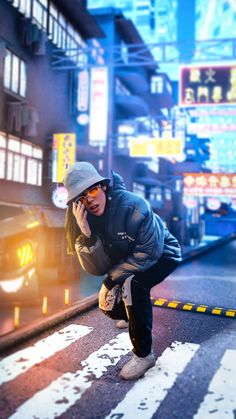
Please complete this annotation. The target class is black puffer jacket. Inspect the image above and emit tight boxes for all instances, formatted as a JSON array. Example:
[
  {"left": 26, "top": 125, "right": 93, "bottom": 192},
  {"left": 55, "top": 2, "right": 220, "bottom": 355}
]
[{"left": 75, "top": 171, "right": 181, "bottom": 289}]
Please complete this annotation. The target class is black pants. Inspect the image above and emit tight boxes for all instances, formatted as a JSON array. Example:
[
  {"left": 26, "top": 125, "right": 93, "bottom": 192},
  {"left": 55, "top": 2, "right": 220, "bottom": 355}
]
[{"left": 112, "top": 257, "right": 179, "bottom": 357}]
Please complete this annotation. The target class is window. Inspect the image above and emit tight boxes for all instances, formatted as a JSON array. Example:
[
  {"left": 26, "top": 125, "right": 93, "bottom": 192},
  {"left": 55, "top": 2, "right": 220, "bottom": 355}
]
[
  {"left": 32, "top": 0, "right": 48, "bottom": 29},
  {"left": 8, "top": 0, "right": 87, "bottom": 67},
  {"left": 0, "top": 132, "right": 43, "bottom": 185},
  {"left": 4, "top": 50, "right": 27, "bottom": 98},
  {"left": 151, "top": 75, "right": 164, "bottom": 94},
  {"left": 0, "top": 133, "right": 7, "bottom": 179},
  {"left": 132, "top": 182, "right": 145, "bottom": 198}
]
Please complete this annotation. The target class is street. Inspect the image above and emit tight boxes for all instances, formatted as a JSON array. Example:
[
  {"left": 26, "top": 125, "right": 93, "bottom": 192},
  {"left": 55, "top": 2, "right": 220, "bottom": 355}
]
[{"left": 0, "top": 240, "right": 235, "bottom": 418}]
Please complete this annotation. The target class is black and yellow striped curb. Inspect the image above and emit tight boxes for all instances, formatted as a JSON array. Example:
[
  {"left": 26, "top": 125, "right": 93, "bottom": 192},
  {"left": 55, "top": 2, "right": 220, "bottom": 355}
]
[{"left": 152, "top": 297, "right": 236, "bottom": 319}]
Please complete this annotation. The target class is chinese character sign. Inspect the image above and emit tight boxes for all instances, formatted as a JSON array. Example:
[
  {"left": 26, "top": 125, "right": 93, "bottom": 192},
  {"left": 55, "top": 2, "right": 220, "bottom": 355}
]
[
  {"left": 52, "top": 133, "right": 76, "bottom": 183},
  {"left": 179, "top": 65, "right": 236, "bottom": 106},
  {"left": 183, "top": 173, "right": 236, "bottom": 197}
]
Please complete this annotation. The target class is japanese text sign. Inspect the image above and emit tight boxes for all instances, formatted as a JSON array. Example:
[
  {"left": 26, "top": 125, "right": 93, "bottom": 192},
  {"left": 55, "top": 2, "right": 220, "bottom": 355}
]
[
  {"left": 52, "top": 133, "right": 76, "bottom": 183},
  {"left": 183, "top": 173, "right": 236, "bottom": 197},
  {"left": 179, "top": 65, "right": 236, "bottom": 106}
]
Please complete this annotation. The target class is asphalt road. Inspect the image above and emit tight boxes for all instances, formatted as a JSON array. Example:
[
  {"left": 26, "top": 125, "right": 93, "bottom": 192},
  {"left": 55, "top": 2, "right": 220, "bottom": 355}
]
[{"left": 0, "top": 240, "right": 235, "bottom": 418}]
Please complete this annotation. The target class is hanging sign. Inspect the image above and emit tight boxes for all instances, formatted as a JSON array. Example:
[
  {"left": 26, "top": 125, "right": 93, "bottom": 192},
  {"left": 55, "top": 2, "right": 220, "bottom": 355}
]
[
  {"left": 179, "top": 65, "right": 236, "bottom": 106},
  {"left": 183, "top": 173, "right": 236, "bottom": 197},
  {"left": 129, "top": 137, "right": 183, "bottom": 157},
  {"left": 52, "top": 133, "right": 76, "bottom": 183},
  {"left": 89, "top": 67, "right": 108, "bottom": 146},
  {"left": 52, "top": 186, "right": 68, "bottom": 209}
]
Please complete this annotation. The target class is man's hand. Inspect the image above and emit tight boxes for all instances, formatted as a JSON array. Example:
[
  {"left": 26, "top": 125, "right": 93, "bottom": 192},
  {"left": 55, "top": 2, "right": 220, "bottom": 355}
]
[
  {"left": 99, "top": 283, "right": 109, "bottom": 310},
  {"left": 73, "top": 202, "right": 91, "bottom": 238}
]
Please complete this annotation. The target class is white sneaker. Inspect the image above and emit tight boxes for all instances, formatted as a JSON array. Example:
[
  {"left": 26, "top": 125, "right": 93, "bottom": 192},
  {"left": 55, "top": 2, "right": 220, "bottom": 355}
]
[
  {"left": 120, "top": 352, "right": 155, "bottom": 380},
  {"left": 116, "top": 320, "right": 129, "bottom": 329}
]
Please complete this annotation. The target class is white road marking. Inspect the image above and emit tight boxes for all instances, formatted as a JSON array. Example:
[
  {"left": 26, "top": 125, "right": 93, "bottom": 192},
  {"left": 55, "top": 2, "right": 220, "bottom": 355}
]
[
  {"left": 194, "top": 349, "right": 236, "bottom": 418},
  {"left": 167, "top": 275, "right": 236, "bottom": 283},
  {"left": 106, "top": 341, "right": 199, "bottom": 419},
  {"left": 0, "top": 324, "right": 92, "bottom": 386},
  {"left": 10, "top": 332, "right": 132, "bottom": 419}
]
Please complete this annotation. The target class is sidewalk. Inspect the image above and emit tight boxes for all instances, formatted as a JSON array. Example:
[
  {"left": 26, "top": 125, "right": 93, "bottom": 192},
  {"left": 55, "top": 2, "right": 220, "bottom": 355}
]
[{"left": 0, "top": 234, "right": 235, "bottom": 353}]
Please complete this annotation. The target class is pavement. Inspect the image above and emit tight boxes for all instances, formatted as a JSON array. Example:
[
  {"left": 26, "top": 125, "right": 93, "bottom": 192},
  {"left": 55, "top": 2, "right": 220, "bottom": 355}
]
[{"left": 0, "top": 234, "right": 235, "bottom": 354}]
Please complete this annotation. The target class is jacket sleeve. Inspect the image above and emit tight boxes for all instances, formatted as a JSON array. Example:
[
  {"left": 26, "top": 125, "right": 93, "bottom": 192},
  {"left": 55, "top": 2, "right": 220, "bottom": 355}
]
[
  {"left": 103, "top": 205, "right": 165, "bottom": 289},
  {"left": 75, "top": 235, "right": 113, "bottom": 276}
]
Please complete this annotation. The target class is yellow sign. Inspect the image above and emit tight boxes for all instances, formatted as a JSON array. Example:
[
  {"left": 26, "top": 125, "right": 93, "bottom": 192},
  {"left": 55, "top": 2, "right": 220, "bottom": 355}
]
[
  {"left": 53, "top": 133, "right": 76, "bottom": 182},
  {"left": 130, "top": 138, "right": 183, "bottom": 157}
]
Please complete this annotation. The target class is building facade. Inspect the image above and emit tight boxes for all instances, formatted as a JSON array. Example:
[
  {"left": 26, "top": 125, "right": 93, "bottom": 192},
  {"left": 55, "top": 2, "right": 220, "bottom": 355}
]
[{"left": 0, "top": 0, "right": 104, "bottom": 288}]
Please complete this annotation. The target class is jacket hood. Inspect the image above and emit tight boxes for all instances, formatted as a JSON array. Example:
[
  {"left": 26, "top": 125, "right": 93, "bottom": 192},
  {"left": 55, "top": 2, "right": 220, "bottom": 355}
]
[{"left": 111, "top": 170, "right": 126, "bottom": 191}]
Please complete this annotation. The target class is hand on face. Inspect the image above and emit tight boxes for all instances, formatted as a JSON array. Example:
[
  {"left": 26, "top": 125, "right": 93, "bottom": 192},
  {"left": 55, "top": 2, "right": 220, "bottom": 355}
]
[{"left": 72, "top": 201, "right": 91, "bottom": 238}]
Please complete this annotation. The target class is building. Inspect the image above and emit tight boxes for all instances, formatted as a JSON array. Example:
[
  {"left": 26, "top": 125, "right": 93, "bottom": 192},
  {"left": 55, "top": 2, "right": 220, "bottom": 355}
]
[
  {"left": 87, "top": 7, "right": 185, "bottom": 240},
  {"left": 0, "top": 0, "right": 104, "bottom": 288}
]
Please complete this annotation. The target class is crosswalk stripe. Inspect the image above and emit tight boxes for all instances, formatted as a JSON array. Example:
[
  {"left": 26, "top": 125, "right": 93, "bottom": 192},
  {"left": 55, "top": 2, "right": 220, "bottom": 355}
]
[
  {"left": 10, "top": 332, "right": 132, "bottom": 419},
  {"left": 194, "top": 349, "right": 236, "bottom": 418},
  {"left": 0, "top": 324, "right": 92, "bottom": 386},
  {"left": 106, "top": 341, "right": 199, "bottom": 419}
]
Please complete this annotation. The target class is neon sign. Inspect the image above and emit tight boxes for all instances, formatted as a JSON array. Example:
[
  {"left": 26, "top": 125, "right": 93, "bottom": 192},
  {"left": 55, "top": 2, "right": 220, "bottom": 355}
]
[
  {"left": 179, "top": 65, "right": 236, "bottom": 106},
  {"left": 183, "top": 173, "right": 236, "bottom": 197}
]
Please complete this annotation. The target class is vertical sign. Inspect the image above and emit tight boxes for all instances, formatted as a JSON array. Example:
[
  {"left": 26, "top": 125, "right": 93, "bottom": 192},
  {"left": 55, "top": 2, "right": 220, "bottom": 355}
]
[
  {"left": 52, "top": 133, "right": 76, "bottom": 183},
  {"left": 77, "top": 70, "right": 89, "bottom": 112},
  {"left": 89, "top": 67, "right": 108, "bottom": 146}
]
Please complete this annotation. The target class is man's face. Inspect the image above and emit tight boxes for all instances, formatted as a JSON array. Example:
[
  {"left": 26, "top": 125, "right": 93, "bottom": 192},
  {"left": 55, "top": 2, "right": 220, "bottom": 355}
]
[{"left": 75, "top": 184, "right": 107, "bottom": 216}]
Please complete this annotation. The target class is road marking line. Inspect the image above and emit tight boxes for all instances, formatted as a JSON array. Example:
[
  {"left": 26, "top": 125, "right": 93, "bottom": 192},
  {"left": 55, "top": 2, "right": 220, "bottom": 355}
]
[
  {"left": 10, "top": 332, "right": 132, "bottom": 419},
  {"left": 106, "top": 341, "right": 199, "bottom": 419},
  {"left": 194, "top": 349, "right": 236, "bottom": 418},
  {"left": 0, "top": 324, "right": 92, "bottom": 386}
]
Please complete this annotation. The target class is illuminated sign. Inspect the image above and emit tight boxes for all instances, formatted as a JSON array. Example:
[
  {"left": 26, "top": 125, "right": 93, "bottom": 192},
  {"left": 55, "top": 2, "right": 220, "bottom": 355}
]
[
  {"left": 52, "top": 133, "right": 76, "bottom": 183},
  {"left": 183, "top": 196, "right": 198, "bottom": 209},
  {"left": 188, "top": 121, "right": 236, "bottom": 134},
  {"left": 179, "top": 65, "right": 236, "bottom": 107},
  {"left": 206, "top": 198, "right": 221, "bottom": 211},
  {"left": 77, "top": 70, "right": 89, "bottom": 112},
  {"left": 77, "top": 113, "right": 89, "bottom": 125},
  {"left": 187, "top": 107, "right": 236, "bottom": 117},
  {"left": 183, "top": 173, "right": 236, "bottom": 197},
  {"left": 89, "top": 67, "right": 108, "bottom": 146},
  {"left": 129, "top": 138, "right": 183, "bottom": 157},
  {"left": 52, "top": 186, "right": 68, "bottom": 209}
]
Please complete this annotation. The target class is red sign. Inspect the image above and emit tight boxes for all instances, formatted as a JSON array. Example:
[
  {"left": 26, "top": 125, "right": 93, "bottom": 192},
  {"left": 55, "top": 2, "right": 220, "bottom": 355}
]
[{"left": 183, "top": 173, "right": 236, "bottom": 197}]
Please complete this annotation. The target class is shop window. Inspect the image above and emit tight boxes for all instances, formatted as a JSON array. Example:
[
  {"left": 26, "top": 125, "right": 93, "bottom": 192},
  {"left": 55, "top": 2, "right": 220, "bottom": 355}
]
[{"left": 3, "top": 50, "right": 27, "bottom": 98}]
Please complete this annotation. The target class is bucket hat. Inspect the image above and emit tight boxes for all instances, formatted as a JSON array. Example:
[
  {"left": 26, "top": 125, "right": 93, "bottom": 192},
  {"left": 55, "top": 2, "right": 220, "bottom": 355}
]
[{"left": 63, "top": 162, "right": 110, "bottom": 204}]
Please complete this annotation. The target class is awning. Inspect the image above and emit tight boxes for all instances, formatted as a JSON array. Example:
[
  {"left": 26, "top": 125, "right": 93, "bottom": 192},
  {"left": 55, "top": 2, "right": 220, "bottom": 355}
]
[
  {"left": 116, "top": 95, "right": 149, "bottom": 118},
  {"left": 134, "top": 177, "right": 164, "bottom": 187},
  {"left": 116, "top": 71, "right": 149, "bottom": 94},
  {"left": 0, "top": 211, "right": 40, "bottom": 239},
  {"left": 0, "top": 205, "right": 66, "bottom": 239}
]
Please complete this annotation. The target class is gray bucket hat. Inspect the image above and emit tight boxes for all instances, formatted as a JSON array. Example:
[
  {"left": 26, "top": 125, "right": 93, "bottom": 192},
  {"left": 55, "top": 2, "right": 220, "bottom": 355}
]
[{"left": 63, "top": 161, "right": 110, "bottom": 204}]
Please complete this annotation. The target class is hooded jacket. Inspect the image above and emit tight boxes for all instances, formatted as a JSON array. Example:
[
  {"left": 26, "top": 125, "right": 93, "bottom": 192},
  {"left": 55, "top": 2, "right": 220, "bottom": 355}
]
[{"left": 75, "top": 171, "right": 181, "bottom": 289}]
